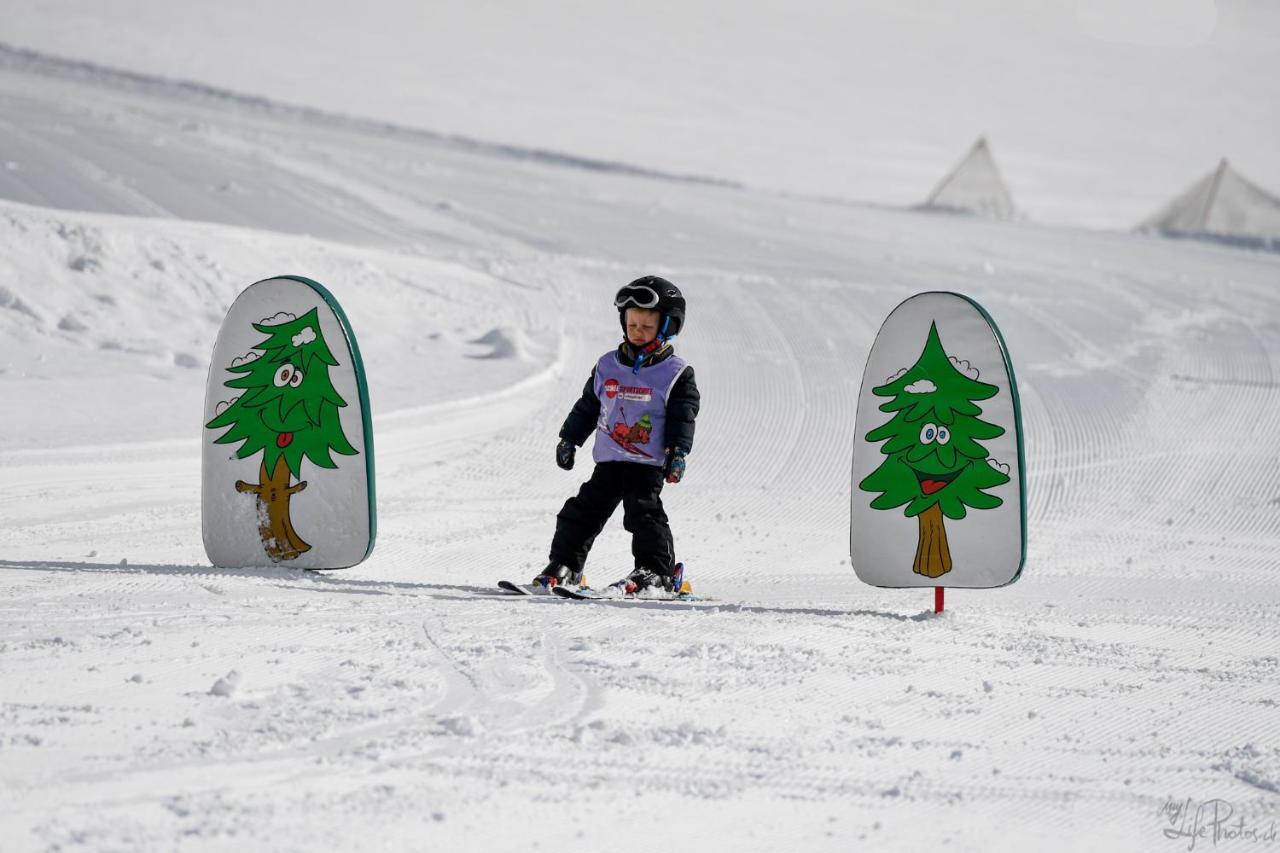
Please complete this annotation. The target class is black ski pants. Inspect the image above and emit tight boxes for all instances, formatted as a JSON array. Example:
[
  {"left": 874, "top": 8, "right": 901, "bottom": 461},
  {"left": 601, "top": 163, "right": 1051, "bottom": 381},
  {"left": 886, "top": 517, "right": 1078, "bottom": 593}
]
[{"left": 550, "top": 462, "right": 674, "bottom": 576}]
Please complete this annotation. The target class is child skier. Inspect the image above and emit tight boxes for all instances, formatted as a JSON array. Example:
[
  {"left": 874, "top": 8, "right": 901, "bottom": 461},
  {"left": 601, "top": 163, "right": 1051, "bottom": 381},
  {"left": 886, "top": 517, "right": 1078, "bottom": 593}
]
[{"left": 535, "top": 276, "right": 700, "bottom": 594}]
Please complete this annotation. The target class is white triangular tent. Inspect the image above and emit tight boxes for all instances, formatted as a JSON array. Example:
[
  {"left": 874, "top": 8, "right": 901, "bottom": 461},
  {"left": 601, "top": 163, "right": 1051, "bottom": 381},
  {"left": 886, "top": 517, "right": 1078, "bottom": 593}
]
[
  {"left": 922, "top": 137, "right": 1017, "bottom": 219},
  {"left": 1141, "top": 159, "right": 1280, "bottom": 249}
]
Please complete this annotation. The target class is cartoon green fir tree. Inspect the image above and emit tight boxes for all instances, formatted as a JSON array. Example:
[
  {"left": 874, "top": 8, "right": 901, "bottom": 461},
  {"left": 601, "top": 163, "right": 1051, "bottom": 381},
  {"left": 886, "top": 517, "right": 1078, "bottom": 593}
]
[
  {"left": 859, "top": 322, "right": 1009, "bottom": 578},
  {"left": 206, "top": 308, "right": 358, "bottom": 561}
]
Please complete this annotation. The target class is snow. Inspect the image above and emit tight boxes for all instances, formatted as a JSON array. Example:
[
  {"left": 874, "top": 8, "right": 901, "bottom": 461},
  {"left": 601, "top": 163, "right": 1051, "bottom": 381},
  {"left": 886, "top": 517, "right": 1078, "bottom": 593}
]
[{"left": 2, "top": 7, "right": 1280, "bottom": 853}]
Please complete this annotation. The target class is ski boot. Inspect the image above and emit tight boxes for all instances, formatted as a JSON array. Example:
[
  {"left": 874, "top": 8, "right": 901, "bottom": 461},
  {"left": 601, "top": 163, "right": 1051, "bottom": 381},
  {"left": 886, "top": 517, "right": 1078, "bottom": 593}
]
[
  {"left": 534, "top": 562, "right": 583, "bottom": 590},
  {"left": 620, "top": 567, "right": 673, "bottom": 595},
  {"left": 621, "top": 563, "right": 691, "bottom": 597}
]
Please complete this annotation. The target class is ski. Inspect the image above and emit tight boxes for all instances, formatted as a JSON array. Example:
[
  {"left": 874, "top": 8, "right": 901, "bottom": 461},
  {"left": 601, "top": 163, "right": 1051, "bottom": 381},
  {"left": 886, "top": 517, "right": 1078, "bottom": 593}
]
[
  {"left": 497, "top": 579, "right": 590, "bottom": 597},
  {"left": 551, "top": 563, "right": 699, "bottom": 601},
  {"left": 497, "top": 580, "right": 541, "bottom": 596},
  {"left": 551, "top": 585, "right": 702, "bottom": 602}
]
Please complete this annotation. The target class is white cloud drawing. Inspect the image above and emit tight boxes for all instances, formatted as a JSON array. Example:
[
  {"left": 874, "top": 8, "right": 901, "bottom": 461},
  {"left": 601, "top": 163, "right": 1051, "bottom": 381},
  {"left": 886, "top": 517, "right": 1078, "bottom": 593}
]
[
  {"left": 292, "top": 326, "right": 316, "bottom": 347},
  {"left": 214, "top": 396, "right": 240, "bottom": 416},
  {"left": 905, "top": 379, "right": 936, "bottom": 394},
  {"left": 950, "top": 356, "right": 979, "bottom": 379},
  {"left": 260, "top": 311, "right": 295, "bottom": 326},
  {"left": 231, "top": 351, "right": 260, "bottom": 367},
  {"left": 988, "top": 457, "right": 1011, "bottom": 475}
]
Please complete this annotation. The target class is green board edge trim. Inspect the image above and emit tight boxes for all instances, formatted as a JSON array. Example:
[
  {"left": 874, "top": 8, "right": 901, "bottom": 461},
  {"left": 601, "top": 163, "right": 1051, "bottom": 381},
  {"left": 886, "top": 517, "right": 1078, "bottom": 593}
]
[
  {"left": 273, "top": 275, "right": 378, "bottom": 563},
  {"left": 850, "top": 290, "right": 1027, "bottom": 588}
]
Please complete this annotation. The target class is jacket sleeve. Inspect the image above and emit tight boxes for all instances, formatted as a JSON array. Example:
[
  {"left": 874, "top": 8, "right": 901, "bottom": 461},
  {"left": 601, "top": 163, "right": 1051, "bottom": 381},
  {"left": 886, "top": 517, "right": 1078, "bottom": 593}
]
[
  {"left": 665, "top": 366, "right": 700, "bottom": 453},
  {"left": 559, "top": 369, "right": 600, "bottom": 447}
]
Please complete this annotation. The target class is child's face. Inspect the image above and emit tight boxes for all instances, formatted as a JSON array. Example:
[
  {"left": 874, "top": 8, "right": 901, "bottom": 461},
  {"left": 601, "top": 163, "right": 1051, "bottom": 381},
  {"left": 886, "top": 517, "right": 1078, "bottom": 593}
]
[{"left": 624, "top": 308, "right": 661, "bottom": 346}]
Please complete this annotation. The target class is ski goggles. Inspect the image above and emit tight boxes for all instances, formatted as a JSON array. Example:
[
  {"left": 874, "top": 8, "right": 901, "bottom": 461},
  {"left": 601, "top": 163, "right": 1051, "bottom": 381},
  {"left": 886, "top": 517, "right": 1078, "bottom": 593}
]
[{"left": 614, "top": 283, "right": 662, "bottom": 309}]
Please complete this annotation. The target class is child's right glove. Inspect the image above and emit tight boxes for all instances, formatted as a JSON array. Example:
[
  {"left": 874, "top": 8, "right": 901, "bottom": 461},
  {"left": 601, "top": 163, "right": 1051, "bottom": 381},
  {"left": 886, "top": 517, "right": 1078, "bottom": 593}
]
[
  {"left": 664, "top": 448, "right": 687, "bottom": 484},
  {"left": 555, "top": 439, "right": 576, "bottom": 470}
]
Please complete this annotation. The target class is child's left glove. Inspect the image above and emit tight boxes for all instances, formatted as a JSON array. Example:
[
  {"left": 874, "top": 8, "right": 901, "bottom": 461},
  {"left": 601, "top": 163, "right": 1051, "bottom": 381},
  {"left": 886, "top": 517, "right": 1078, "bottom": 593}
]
[{"left": 664, "top": 448, "right": 687, "bottom": 484}]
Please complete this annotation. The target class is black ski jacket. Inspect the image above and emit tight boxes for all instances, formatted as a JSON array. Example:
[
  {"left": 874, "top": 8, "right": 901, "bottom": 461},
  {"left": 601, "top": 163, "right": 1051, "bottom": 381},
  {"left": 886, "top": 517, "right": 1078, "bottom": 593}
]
[{"left": 559, "top": 343, "right": 700, "bottom": 454}]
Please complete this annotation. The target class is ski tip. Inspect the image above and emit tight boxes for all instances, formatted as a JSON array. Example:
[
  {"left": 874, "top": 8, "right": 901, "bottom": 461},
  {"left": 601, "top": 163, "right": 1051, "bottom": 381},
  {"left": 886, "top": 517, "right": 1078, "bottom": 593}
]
[{"left": 497, "top": 580, "right": 534, "bottom": 595}]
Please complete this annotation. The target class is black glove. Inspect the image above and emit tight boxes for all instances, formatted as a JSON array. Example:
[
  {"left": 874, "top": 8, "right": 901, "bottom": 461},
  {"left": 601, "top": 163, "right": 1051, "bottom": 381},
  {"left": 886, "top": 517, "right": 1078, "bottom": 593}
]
[
  {"left": 664, "top": 448, "right": 687, "bottom": 483},
  {"left": 556, "top": 440, "right": 576, "bottom": 471}
]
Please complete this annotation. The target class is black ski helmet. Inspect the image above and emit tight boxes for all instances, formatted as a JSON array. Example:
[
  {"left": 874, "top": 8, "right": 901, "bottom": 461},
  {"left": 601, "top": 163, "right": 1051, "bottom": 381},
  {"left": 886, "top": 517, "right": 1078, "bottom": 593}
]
[{"left": 614, "top": 276, "right": 685, "bottom": 338}]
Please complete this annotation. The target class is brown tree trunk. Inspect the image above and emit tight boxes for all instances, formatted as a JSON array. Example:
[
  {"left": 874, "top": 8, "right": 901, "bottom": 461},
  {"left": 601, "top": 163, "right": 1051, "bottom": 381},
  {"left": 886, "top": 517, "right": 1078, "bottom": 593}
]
[
  {"left": 235, "top": 457, "right": 310, "bottom": 562},
  {"left": 913, "top": 504, "right": 952, "bottom": 578}
]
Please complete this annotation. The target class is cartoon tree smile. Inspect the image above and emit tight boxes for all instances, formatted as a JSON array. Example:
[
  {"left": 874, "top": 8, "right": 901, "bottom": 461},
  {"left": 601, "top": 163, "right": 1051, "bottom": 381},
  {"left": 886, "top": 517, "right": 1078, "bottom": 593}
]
[
  {"left": 205, "top": 308, "right": 358, "bottom": 562},
  {"left": 859, "top": 322, "right": 1010, "bottom": 578}
]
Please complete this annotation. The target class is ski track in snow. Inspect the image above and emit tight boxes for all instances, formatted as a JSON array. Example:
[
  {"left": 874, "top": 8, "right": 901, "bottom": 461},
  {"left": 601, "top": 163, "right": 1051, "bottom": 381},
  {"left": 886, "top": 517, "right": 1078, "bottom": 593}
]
[{"left": 1, "top": 48, "right": 1280, "bottom": 852}]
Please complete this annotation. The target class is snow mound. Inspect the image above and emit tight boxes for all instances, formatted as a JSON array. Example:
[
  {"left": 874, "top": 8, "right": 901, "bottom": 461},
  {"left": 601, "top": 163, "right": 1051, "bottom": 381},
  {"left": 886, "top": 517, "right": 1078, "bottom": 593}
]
[
  {"left": 466, "top": 327, "right": 541, "bottom": 361},
  {"left": 209, "top": 670, "right": 241, "bottom": 697},
  {"left": 436, "top": 715, "right": 483, "bottom": 737}
]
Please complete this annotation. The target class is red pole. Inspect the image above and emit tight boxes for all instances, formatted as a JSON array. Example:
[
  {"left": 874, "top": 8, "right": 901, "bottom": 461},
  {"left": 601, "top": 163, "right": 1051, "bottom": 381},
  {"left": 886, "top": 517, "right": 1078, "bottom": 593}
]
[{"left": 935, "top": 586, "right": 944, "bottom": 613}]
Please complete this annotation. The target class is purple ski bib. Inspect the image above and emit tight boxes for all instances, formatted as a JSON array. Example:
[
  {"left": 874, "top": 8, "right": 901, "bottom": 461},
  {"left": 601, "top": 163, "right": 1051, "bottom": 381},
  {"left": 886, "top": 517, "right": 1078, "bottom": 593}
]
[{"left": 592, "top": 351, "right": 688, "bottom": 466}]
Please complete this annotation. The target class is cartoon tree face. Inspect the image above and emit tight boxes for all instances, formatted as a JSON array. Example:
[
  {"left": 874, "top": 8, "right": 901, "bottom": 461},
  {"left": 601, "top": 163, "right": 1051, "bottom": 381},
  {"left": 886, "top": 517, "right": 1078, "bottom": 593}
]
[
  {"left": 205, "top": 308, "right": 358, "bottom": 561},
  {"left": 206, "top": 308, "right": 357, "bottom": 476},
  {"left": 859, "top": 322, "right": 1010, "bottom": 577}
]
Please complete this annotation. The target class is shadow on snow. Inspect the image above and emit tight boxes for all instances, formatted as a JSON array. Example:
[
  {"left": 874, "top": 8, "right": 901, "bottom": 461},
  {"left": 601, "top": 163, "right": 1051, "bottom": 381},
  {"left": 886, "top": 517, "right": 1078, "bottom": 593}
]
[{"left": 0, "top": 559, "right": 934, "bottom": 621}]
